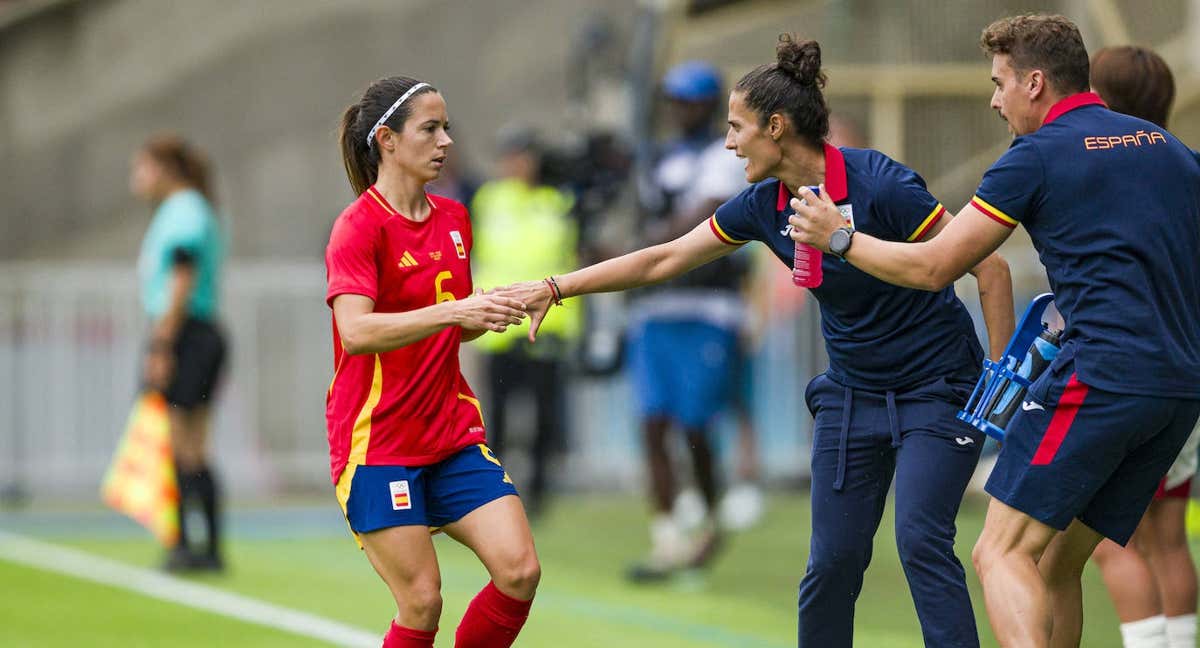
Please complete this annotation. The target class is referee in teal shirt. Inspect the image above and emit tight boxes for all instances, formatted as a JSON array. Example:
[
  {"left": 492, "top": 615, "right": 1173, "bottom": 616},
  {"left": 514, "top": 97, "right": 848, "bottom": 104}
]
[{"left": 131, "top": 133, "right": 227, "bottom": 572}]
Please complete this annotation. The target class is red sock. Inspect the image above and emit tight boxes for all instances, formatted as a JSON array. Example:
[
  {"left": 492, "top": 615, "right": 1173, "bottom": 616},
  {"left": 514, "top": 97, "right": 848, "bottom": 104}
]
[
  {"left": 383, "top": 620, "right": 436, "bottom": 648},
  {"left": 454, "top": 581, "right": 534, "bottom": 648}
]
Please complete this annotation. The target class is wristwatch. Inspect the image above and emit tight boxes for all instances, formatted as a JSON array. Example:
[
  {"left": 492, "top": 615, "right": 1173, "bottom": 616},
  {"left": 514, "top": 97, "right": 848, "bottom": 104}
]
[{"left": 829, "top": 227, "right": 854, "bottom": 260}]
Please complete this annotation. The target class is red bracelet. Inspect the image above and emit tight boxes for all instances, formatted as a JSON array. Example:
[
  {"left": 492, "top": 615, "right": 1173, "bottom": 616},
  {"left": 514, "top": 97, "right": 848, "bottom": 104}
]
[{"left": 543, "top": 277, "right": 563, "bottom": 306}]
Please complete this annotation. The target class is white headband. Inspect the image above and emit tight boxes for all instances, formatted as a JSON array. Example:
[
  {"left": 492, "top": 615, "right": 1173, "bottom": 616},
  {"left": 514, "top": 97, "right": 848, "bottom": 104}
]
[{"left": 365, "top": 82, "right": 431, "bottom": 148}]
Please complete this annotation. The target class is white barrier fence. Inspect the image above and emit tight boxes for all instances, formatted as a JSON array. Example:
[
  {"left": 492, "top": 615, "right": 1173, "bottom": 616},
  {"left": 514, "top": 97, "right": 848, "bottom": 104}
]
[{"left": 0, "top": 261, "right": 332, "bottom": 500}]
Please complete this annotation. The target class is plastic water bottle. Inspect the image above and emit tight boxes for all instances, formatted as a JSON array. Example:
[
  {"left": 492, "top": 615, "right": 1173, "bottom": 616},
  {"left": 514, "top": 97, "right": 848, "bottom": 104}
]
[
  {"left": 986, "top": 328, "right": 1062, "bottom": 429},
  {"left": 792, "top": 186, "right": 823, "bottom": 288}
]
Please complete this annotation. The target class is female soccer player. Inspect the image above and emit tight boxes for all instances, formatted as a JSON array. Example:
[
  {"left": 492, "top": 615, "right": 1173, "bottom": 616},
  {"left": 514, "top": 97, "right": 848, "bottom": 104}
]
[
  {"left": 328, "top": 76, "right": 537, "bottom": 648},
  {"left": 1088, "top": 45, "right": 1199, "bottom": 648},
  {"left": 131, "top": 134, "right": 227, "bottom": 571},
  {"left": 507, "top": 37, "right": 1014, "bottom": 647}
]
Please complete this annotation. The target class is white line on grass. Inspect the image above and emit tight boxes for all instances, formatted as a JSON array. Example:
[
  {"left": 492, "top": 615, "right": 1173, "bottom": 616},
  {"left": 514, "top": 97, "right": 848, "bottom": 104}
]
[{"left": 0, "top": 530, "right": 380, "bottom": 648}]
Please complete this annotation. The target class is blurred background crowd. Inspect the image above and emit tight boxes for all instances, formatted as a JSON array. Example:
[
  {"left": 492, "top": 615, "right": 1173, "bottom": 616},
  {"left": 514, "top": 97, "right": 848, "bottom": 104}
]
[{"left": 1, "top": 0, "right": 1199, "bottom": 538}]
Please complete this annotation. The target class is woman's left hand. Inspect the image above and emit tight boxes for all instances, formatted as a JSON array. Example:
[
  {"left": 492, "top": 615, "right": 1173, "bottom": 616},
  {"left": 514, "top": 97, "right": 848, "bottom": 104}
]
[{"left": 787, "top": 184, "right": 842, "bottom": 252}]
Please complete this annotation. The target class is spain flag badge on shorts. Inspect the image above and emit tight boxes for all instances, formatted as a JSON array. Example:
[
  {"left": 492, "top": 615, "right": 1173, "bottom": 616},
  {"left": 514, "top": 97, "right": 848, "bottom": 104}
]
[{"left": 389, "top": 480, "right": 412, "bottom": 510}]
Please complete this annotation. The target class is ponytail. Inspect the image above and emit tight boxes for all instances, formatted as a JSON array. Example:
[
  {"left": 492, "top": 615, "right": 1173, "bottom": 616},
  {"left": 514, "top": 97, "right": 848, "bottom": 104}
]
[
  {"left": 339, "top": 104, "right": 376, "bottom": 196},
  {"left": 337, "top": 76, "right": 437, "bottom": 196}
]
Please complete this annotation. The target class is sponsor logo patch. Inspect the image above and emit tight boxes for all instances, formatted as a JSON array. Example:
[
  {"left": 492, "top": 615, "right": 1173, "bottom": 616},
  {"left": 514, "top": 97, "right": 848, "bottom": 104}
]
[{"left": 397, "top": 251, "right": 419, "bottom": 268}]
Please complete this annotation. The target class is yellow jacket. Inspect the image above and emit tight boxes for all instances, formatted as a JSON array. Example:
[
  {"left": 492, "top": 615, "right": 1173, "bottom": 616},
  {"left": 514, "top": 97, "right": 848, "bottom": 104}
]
[{"left": 470, "top": 178, "right": 582, "bottom": 352}]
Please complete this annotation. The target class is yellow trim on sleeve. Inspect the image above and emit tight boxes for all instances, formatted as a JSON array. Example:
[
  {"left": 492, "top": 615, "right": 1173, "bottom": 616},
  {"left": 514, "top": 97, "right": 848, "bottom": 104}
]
[
  {"left": 906, "top": 203, "right": 946, "bottom": 242},
  {"left": 709, "top": 216, "right": 749, "bottom": 245},
  {"left": 970, "top": 195, "right": 1019, "bottom": 227}
]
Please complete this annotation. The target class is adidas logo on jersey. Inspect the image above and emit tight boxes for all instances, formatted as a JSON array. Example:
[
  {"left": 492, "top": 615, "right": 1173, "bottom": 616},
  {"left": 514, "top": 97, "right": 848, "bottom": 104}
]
[{"left": 397, "top": 251, "right": 419, "bottom": 268}]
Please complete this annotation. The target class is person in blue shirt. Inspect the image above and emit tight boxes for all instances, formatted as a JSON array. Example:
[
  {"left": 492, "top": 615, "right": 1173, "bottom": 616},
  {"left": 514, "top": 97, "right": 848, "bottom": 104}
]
[
  {"left": 505, "top": 35, "right": 1014, "bottom": 647},
  {"left": 625, "top": 60, "right": 757, "bottom": 581},
  {"left": 131, "top": 133, "right": 228, "bottom": 572},
  {"left": 788, "top": 15, "right": 1200, "bottom": 648}
]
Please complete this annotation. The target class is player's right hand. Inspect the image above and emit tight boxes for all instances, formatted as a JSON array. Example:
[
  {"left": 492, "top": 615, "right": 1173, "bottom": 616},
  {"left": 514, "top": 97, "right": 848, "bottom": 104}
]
[{"left": 453, "top": 291, "right": 526, "bottom": 333}]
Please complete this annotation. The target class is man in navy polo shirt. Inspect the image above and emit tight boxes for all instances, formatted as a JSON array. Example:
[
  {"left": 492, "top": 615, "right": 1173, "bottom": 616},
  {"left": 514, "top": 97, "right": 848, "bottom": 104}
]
[{"left": 789, "top": 14, "right": 1200, "bottom": 647}]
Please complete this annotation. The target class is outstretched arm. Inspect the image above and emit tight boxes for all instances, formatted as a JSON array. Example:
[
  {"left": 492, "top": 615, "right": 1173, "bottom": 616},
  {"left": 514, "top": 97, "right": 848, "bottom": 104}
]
[
  {"left": 559, "top": 220, "right": 735, "bottom": 297},
  {"left": 788, "top": 185, "right": 1013, "bottom": 292},
  {"left": 500, "top": 219, "right": 741, "bottom": 341}
]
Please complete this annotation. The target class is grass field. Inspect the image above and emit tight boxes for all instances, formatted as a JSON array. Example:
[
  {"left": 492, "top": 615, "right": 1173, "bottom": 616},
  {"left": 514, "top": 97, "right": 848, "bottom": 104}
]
[{"left": 0, "top": 492, "right": 1173, "bottom": 647}]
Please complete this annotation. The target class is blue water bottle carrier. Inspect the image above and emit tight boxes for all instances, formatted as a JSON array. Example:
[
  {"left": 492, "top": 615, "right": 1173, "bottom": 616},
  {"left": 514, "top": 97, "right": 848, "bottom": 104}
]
[{"left": 958, "top": 293, "right": 1061, "bottom": 441}]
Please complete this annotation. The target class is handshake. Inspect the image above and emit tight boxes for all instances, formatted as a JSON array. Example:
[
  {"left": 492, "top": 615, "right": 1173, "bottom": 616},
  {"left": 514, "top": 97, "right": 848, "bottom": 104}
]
[{"left": 455, "top": 279, "right": 560, "bottom": 342}]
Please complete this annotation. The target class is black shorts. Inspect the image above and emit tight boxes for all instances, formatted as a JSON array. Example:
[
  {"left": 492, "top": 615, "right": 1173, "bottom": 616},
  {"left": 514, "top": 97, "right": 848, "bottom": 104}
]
[{"left": 162, "top": 318, "right": 227, "bottom": 410}]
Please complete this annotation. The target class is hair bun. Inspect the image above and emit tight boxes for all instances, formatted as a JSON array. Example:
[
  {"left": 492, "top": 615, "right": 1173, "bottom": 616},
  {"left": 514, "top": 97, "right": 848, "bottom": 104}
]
[{"left": 776, "top": 34, "right": 825, "bottom": 89}]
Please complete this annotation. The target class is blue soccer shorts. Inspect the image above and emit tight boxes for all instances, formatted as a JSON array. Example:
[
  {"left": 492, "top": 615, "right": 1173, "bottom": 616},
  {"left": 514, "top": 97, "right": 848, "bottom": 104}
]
[
  {"left": 626, "top": 319, "right": 738, "bottom": 430},
  {"left": 985, "top": 343, "right": 1200, "bottom": 544},
  {"left": 335, "top": 444, "right": 518, "bottom": 545}
]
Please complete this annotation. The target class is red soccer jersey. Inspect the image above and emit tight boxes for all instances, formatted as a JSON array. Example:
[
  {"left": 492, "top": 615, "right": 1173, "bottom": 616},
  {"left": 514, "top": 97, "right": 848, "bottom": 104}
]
[{"left": 324, "top": 186, "right": 486, "bottom": 484}]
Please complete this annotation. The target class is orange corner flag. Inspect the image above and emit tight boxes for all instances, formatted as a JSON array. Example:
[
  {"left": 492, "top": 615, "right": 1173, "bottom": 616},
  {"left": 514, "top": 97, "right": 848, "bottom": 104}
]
[{"left": 101, "top": 392, "right": 179, "bottom": 546}]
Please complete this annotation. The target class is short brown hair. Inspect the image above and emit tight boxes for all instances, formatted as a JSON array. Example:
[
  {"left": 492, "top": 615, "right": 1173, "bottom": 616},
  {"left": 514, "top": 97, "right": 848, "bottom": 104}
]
[
  {"left": 1090, "top": 46, "right": 1175, "bottom": 127},
  {"left": 980, "top": 14, "right": 1090, "bottom": 96}
]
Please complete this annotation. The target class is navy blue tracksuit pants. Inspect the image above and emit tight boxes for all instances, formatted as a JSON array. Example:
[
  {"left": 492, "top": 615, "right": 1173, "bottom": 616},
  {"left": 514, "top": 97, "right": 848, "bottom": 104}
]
[{"left": 799, "top": 373, "right": 984, "bottom": 648}]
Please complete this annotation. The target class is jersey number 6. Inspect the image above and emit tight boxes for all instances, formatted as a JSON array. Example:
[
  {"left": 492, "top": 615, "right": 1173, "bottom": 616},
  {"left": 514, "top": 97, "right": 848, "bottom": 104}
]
[{"left": 435, "top": 271, "right": 456, "bottom": 303}]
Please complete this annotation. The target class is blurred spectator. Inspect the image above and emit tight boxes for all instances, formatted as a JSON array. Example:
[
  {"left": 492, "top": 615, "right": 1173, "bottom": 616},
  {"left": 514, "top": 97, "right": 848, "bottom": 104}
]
[
  {"left": 130, "top": 133, "right": 227, "bottom": 572},
  {"left": 470, "top": 127, "right": 581, "bottom": 517},
  {"left": 626, "top": 60, "right": 755, "bottom": 581}
]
